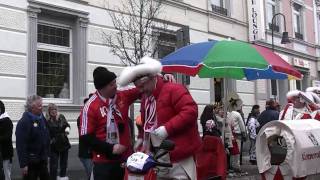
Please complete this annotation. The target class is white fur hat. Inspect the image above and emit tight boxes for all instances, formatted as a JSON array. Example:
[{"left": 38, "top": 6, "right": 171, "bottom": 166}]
[
  {"left": 286, "top": 90, "right": 301, "bottom": 99},
  {"left": 287, "top": 90, "right": 315, "bottom": 104},
  {"left": 306, "top": 91, "right": 320, "bottom": 104},
  {"left": 306, "top": 87, "right": 320, "bottom": 93},
  {"left": 118, "top": 56, "right": 162, "bottom": 87}
]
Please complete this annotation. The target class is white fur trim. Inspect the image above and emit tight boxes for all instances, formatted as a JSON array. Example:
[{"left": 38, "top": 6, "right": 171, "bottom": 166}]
[
  {"left": 286, "top": 90, "right": 301, "bottom": 99},
  {"left": 306, "top": 92, "right": 320, "bottom": 104},
  {"left": 300, "top": 91, "right": 314, "bottom": 104},
  {"left": 65, "top": 127, "right": 70, "bottom": 133},
  {"left": 0, "top": 112, "right": 9, "bottom": 119},
  {"left": 306, "top": 87, "right": 320, "bottom": 92},
  {"left": 118, "top": 56, "right": 162, "bottom": 87}
]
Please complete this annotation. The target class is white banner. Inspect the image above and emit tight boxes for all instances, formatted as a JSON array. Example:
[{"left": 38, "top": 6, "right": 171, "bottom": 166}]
[{"left": 247, "top": 0, "right": 266, "bottom": 42}]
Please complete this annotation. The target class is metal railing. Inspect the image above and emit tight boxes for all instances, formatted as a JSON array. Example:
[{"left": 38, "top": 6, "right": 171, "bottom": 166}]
[
  {"left": 211, "top": 4, "right": 228, "bottom": 16},
  {"left": 295, "top": 32, "right": 303, "bottom": 40}
]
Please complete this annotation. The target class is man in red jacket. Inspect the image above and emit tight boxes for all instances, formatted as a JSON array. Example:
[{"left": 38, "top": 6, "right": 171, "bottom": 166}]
[
  {"left": 118, "top": 57, "right": 201, "bottom": 180},
  {"left": 79, "top": 67, "right": 140, "bottom": 180}
]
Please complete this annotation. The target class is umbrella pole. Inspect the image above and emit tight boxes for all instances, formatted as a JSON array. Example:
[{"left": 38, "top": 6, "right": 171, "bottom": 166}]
[{"left": 222, "top": 78, "right": 227, "bottom": 145}]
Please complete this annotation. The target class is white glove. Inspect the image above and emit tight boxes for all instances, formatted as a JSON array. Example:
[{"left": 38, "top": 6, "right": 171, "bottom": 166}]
[
  {"left": 134, "top": 138, "right": 143, "bottom": 152},
  {"left": 153, "top": 126, "right": 168, "bottom": 139},
  {"left": 65, "top": 127, "right": 70, "bottom": 135}
]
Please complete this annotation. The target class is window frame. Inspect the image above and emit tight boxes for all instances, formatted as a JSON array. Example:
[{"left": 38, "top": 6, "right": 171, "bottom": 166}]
[
  {"left": 292, "top": 3, "right": 304, "bottom": 40},
  {"left": 211, "top": 0, "right": 224, "bottom": 7},
  {"left": 27, "top": 2, "right": 88, "bottom": 105},
  {"left": 210, "top": 0, "right": 228, "bottom": 16},
  {"left": 270, "top": 79, "right": 279, "bottom": 99},
  {"left": 266, "top": 0, "right": 280, "bottom": 32},
  {"left": 37, "top": 21, "right": 73, "bottom": 104}
]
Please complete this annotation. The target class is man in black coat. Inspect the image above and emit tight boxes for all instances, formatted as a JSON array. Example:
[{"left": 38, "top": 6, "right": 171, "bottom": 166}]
[
  {"left": 257, "top": 99, "right": 280, "bottom": 133},
  {"left": 0, "top": 100, "right": 13, "bottom": 180},
  {"left": 15, "top": 95, "right": 50, "bottom": 180}
]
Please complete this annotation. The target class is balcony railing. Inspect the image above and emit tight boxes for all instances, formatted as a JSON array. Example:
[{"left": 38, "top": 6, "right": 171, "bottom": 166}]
[
  {"left": 211, "top": 4, "right": 228, "bottom": 16},
  {"left": 295, "top": 32, "right": 303, "bottom": 40},
  {"left": 268, "top": 23, "right": 280, "bottom": 32}
]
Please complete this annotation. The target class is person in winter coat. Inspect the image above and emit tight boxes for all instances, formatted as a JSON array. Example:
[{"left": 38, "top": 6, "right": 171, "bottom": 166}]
[
  {"left": 279, "top": 90, "right": 314, "bottom": 120},
  {"left": 15, "top": 95, "right": 50, "bottom": 180},
  {"left": 79, "top": 66, "right": 174, "bottom": 180},
  {"left": 200, "top": 104, "right": 221, "bottom": 137},
  {"left": 0, "top": 100, "right": 13, "bottom": 180},
  {"left": 46, "top": 103, "right": 71, "bottom": 180},
  {"left": 79, "top": 67, "right": 141, "bottom": 180},
  {"left": 246, "top": 105, "right": 260, "bottom": 165},
  {"left": 118, "top": 57, "right": 201, "bottom": 180},
  {"left": 257, "top": 99, "right": 279, "bottom": 133},
  {"left": 226, "top": 93, "right": 246, "bottom": 174}
]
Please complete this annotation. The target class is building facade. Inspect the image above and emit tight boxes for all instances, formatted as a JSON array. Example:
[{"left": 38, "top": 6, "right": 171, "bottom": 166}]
[
  {"left": 0, "top": 0, "right": 250, "bottom": 142},
  {"left": 252, "top": 0, "right": 320, "bottom": 107},
  {"left": 2, "top": 0, "right": 319, "bottom": 143}
]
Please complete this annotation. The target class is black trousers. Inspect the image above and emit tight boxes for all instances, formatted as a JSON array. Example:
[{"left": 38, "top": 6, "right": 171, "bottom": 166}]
[
  {"left": 93, "top": 162, "right": 124, "bottom": 180},
  {"left": 23, "top": 160, "right": 49, "bottom": 180},
  {"left": 50, "top": 150, "right": 68, "bottom": 180}
]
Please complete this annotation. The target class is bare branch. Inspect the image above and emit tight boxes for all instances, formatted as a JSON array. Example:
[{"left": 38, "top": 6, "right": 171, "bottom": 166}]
[{"left": 103, "top": 0, "right": 167, "bottom": 66}]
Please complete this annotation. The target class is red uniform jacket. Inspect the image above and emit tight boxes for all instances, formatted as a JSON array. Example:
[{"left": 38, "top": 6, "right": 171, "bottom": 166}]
[
  {"left": 139, "top": 77, "right": 201, "bottom": 163},
  {"left": 80, "top": 88, "right": 139, "bottom": 163}
]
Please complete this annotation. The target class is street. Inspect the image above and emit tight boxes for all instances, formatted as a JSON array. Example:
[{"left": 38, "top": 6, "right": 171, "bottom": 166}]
[{"left": 11, "top": 145, "right": 260, "bottom": 180}]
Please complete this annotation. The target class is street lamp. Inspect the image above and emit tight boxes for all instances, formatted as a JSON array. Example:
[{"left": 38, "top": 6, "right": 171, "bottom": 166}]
[
  {"left": 270, "top": 13, "right": 291, "bottom": 107},
  {"left": 271, "top": 13, "right": 291, "bottom": 51}
]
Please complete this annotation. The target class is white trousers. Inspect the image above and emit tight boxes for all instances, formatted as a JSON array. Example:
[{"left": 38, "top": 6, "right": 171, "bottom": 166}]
[{"left": 157, "top": 156, "right": 196, "bottom": 180}]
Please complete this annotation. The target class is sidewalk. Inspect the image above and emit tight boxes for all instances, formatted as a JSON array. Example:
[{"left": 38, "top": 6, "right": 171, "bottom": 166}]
[
  {"left": 12, "top": 145, "right": 86, "bottom": 180},
  {"left": 227, "top": 155, "right": 260, "bottom": 180}
]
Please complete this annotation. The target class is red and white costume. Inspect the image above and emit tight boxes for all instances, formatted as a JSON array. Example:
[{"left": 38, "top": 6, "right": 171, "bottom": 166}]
[
  {"left": 79, "top": 88, "right": 140, "bottom": 163},
  {"left": 306, "top": 87, "right": 320, "bottom": 120},
  {"left": 261, "top": 90, "right": 320, "bottom": 180},
  {"left": 279, "top": 90, "right": 313, "bottom": 120},
  {"left": 119, "top": 57, "right": 201, "bottom": 180}
]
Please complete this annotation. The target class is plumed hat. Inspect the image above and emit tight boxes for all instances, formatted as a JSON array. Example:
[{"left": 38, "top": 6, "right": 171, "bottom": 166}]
[
  {"left": 306, "top": 87, "right": 320, "bottom": 93},
  {"left": 118, "top": 56, "right": 162, "bottom": 87}
]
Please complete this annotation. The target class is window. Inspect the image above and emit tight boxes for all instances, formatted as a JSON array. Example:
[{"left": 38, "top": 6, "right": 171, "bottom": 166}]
[
  {"left": 28, "top": 2, "right": 88, "bottom": 104},
  {"left": 155, "top": 28, "right": 190, "bottom": 85},
  {"left": 157, "top": 31, "right": 176, "bottom": 59},
  {"left": 318, "top": 14, "right": 320, "bottom": 44},
  {"left": 296, "top": 80, "right": 302, "bottom": 90},
  {"left": 271, "top": 79, "right": 278, "bottom": 97},
  {"left": 267, "top": 0, "right": 279, "bottom": 32},
  {"left": 293, "top": 3, "right": 304, "bottom": 40},
  {"left": 37, "top": 23, "right": 72, "bottom": 100},
  {"left": 210, "top": 0, "right": 228, "bottom": 16},
  {"left": 214, "top": 78, "right": 223, "bottom": 103}
]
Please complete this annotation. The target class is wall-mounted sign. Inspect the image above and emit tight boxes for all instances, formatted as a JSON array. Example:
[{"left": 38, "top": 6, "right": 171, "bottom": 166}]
[
  {"left": 247, "top": 0, "right": 266, "bottom": 42},
  {"left": 293, "top": 57, "right": 310, "bottom": 69}
]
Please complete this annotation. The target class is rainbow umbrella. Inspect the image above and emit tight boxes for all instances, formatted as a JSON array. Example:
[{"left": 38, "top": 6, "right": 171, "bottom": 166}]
[{"left": 161, "top": 40, "right": 302, "bottom": 80}]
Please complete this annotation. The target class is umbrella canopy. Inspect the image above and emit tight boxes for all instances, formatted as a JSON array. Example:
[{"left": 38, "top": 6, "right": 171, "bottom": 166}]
[{"left": 161, "top": 40, "right": 302, "bottom": 80}]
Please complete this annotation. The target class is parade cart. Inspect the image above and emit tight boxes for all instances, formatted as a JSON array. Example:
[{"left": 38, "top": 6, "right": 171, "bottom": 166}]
[{"left": 256, "top": 119, "right": 320, "bottom": 180}]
